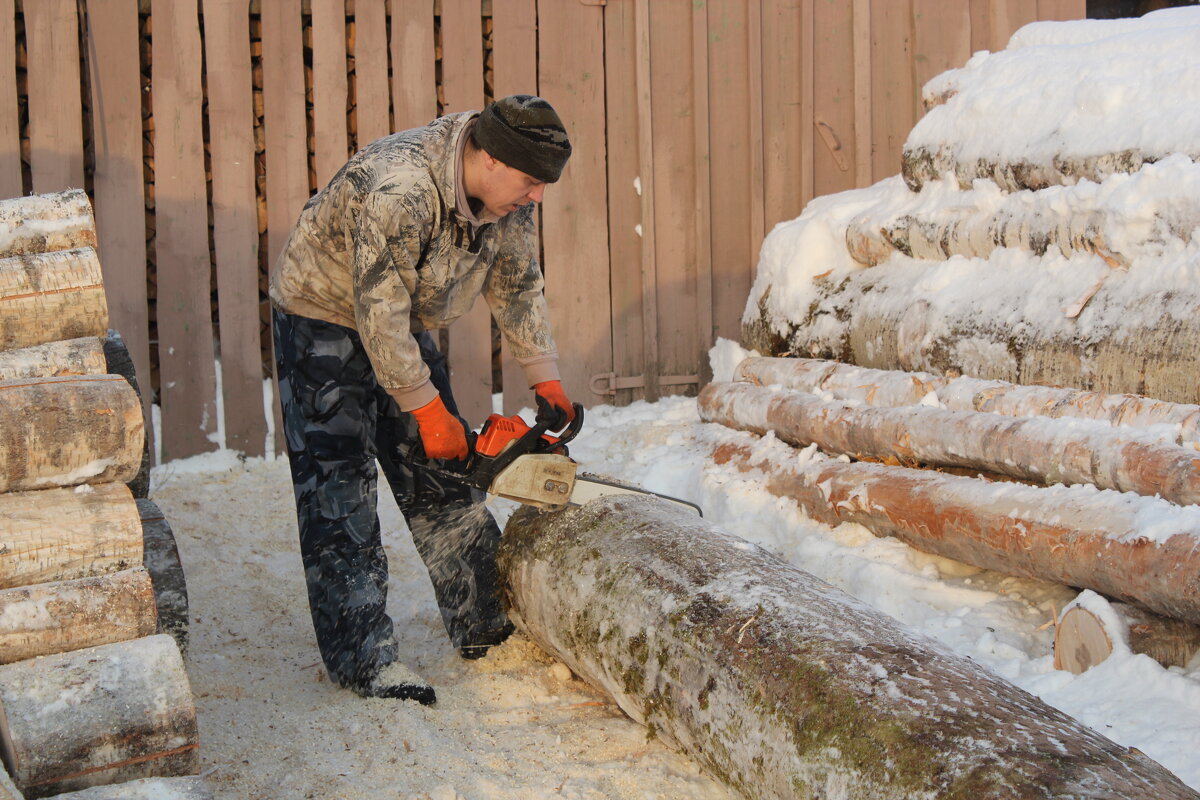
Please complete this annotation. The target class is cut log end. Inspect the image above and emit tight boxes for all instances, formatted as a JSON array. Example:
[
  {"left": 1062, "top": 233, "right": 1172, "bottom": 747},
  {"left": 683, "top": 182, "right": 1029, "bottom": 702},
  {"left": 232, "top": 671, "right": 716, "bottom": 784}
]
[{"left": 1055, "top": 602, "right": 1200, "bottom": 674}]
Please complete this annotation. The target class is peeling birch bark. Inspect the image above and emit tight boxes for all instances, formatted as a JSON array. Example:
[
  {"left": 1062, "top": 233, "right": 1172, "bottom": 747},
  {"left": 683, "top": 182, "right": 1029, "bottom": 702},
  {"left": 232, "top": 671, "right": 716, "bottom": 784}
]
[
  {"left": 0, "top": 375, "right": 144, "bottom": 493},
  {"left": 41, "top": 776, "right": 212, "bottom": 800},
  {"left": 0, "top": 248, "right": 108, "bottom": 352},
  {"left": 707, "top": 439, "right": 1200, "bottom": 625},
  {"left": 699, "top": 381, "right": 1200, "bottom": 504},
  {"left": 500, "top": 496, "right": 1199, "bottom": 799},
  {"left": 0, "top": 338, "right": 107, "bottom": 380},
  {"left": 900, "top": 146, "right": 1170, "bottom": 193},
  {"left": 735, "top": 357, "right": 1200, "bottom": 446},
  {"left": 0, "top": 190, "right": 96, "bottom": 260}
]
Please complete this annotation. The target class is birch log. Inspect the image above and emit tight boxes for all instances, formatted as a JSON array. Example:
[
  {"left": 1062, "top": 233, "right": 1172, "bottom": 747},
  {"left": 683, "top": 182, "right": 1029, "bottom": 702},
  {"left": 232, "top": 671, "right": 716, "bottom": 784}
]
[
  {"left": 137, "top": 500, "right": 189, "bottom": 652},
  {"left": 0, "top": 249, "right": 108, "bottom": 352},
  {"left": 0, "top": 635, "right": 198, "bottom": 799},
  {"left": 707, "top": 439, "right": 1200, "bottom": 625},
  {"left": 0, "top": 339, "right": 107, "bottom": 381},
  {"left": 0, "top": 375, "right": 144, "bottom": 493},
  {"left": 735, "top": 356, "right": 1200, "bottom": 446},
  {"left": 500, "top": 497, "right": 1198, "bottom": 799},
  {"left": 0, "top": 190, "right": 96, "bottom": 260},
  {"left": 43, "top": 776, "right": 212, "bottom": 800},
  {"left": 0, "top": 568, "right": 157, "bottom": 665},
  {"left": 699, "top": 381, "right": 1200, "bottom": 504},
  {"left": 1055, "top": 599, "right": 1200, "bottom": 674},
  {"left": 901, "top": 145, "right": 1168, "bottom": 193},
  {"left": 0, "top": 484, "right": 143, "bottom": 590}
]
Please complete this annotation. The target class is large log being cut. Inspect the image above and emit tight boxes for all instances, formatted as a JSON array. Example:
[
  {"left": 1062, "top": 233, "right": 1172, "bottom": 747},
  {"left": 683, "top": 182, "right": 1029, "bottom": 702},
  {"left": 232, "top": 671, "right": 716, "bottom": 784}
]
[
  {"left": 735, "top": 356, "right": 1200, "bottom": 446},
  {"left": 0, "top": 374, "right": 143, "bottom": 493},
  {"left": 0, "top": 635, "right": 198, "bottom": 799},
  {"left": 703, "top": 436, "right": 1200, "bottom": 626},
  {"left": 699, "top": 381, "right": 1200, "bottom": 504},
  {"left": 0, "top": 248, "right": 108, "bottom": 352},
  {"left": 499, "top": 496, "right": 1198, "bottom": 799}
]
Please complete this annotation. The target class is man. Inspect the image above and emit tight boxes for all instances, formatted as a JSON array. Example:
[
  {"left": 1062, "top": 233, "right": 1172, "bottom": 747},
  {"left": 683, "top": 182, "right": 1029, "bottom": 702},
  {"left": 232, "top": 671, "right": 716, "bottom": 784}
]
[{"left": 269, "top": 95, "right": 576, "bottom": 704}]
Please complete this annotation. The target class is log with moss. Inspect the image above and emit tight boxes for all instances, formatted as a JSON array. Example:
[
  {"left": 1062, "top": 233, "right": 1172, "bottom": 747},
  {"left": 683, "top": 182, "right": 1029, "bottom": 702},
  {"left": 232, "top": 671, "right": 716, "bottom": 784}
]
[
  {"left": 499, "top": 496, "right": 1198, "bottom": 798},
  {"left": 0, "top": 248, "right": 108, "bottom": 352},
  {"left": 735, "top": 356, "right": 1200, "bottom": 446},
  {"left": 699, "top": 381, "right": 1200, "bottom": 504}
]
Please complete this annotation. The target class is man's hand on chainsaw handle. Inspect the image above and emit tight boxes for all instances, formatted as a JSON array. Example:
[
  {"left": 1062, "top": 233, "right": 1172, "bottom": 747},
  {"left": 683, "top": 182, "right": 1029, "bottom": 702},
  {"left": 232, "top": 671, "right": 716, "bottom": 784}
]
[
  {"left": 534, "top": 380, "right": 575, "bottom": 431},
  {"left": 411, "top": 396, "right": 470, "bottom": 460}
]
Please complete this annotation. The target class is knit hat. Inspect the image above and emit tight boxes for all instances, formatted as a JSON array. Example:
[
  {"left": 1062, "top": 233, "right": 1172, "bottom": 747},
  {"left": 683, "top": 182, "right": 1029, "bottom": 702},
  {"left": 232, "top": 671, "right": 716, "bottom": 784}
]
[{"left": 474, "top": 95, "right": 572, "bottom": 183}]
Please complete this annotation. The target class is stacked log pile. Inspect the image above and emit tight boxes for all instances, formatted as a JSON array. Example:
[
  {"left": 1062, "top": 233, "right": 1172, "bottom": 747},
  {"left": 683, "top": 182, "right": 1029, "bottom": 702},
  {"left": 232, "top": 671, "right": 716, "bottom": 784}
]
[{"left": 0, "top": 191, "right": 205, "bottom": 799}]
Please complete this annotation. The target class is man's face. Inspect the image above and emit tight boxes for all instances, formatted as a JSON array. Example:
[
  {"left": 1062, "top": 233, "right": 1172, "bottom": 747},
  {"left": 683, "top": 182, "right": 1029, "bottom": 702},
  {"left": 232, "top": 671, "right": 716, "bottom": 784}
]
[{"left": 478, "top": 154, "right": 547, "bottom": 217}]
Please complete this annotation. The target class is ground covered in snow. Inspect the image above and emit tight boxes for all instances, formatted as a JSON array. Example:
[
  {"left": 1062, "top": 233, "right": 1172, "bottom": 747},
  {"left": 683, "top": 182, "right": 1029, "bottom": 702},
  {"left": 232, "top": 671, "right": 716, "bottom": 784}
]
[{"left": 151, "top": 376, "right": 1200, "bottom": 799}]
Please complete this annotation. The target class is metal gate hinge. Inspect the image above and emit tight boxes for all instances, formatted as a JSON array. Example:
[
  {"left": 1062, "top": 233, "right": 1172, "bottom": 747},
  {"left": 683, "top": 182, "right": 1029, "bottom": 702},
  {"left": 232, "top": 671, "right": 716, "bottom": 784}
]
[{"left": 590, "top": 373, "right": 700, "bottom": 396}]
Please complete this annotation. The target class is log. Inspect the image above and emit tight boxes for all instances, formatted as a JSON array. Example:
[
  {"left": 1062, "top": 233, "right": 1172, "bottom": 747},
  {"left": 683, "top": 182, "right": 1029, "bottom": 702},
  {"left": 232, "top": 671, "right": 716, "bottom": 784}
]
[
  {"left": 0, "top": 635, "right": 198, "bottom": 799},
  {"left": 0, "top": 484, "right": 143, "bottom": 590},
  {"left": 137, "top": 500, "right": 189, "bottom": 653},
  {"left": 0, "top": 375, "right": 144, "bottom": 493},
  {"left": 1055, "top": 593, "right": 1200, "bottom": 674},
  {"left": 0, "top": 339, "right": 107, "bottom": 381},
  {"left": 0, "top": 190, "right": 96, "bottom": 260},
  {"left": 0, "top": 764, "right": 21, "bottom": 800},
  {"left": 499, "top": 496, "right": 1199, "bottom": 799},
  {"left": 44, "top": 776, "right": 212, "bottom": 800},
  {"left": 900, "top": 145, "right": 1171, "bottom": 193},
  {"left": 0, "top": 248, "right": 108, "bottom": 352},
  {"left": 705, "top": 437, "right": 1200, "bottom": 626},
  {"left": 735, "top": 356, "right": 1200, "bottom": 447},
  {"left": 0, "top": 568, "right": 157, "bottom": 665},
  {"left": 699, "top": 381, "right": 1200, "bottom": 504}
]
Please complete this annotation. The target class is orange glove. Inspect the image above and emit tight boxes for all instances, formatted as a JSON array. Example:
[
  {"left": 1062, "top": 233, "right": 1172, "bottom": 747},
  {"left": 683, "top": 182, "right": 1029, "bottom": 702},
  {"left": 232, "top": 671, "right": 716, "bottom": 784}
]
[
  {"left": 534, "top": 380, "right": 575, "bottom": 431},
  {"left": 411, "top": 396, "right": 469, "bottom": 460}
]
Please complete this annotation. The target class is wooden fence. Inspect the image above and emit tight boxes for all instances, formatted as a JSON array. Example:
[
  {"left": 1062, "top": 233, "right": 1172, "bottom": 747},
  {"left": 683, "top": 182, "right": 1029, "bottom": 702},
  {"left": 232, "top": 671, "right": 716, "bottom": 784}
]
[{"left": 0, "top": 0, "right": 1085, "bottom": 462}]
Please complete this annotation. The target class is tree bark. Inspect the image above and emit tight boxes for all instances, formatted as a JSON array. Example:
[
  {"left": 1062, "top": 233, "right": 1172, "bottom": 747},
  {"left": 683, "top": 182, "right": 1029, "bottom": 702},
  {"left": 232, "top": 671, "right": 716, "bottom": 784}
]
[
  {"left": 104, "top": 331, "right": 150, "bottom": 499},
  {"left": 699, "top": 381, "right": 1200, "bottom": 504},
  {"left": 499, "top": 496, "right": 1199, "bottom": 799},
  {"left": 42, "top": 776, "right": 212, "bottom": 800},
  {"left": 1055, "top": 599, "right": 1200, "bottom": 674},
  {"left": 137, "top": 500, "right": 189, "bottom": 653},
  {"left": 0, "top": 248, "right": 108, "bottom": 352},
  {"left": 0, "top": 189, "right": 96, "bottom": 260},
  {"left": 0, "top": 338, "right": 107, "bottom": 381},
  {"left": 0, "top": 375, "right": 144, "bottom": 493},
  {"left": 0, "top": 484, "right": 143, "bottom": 590},
  {"left": 707, "top": 439, "right": 1200, "bottom": 626},
  {"left": 900, "top": 145, "right": 1168, "bottom": 193},
  {"left": 735, "top": 356, "right": 1200, "bottom": 446},
  {"left": 0, "top": 568, "right": 157, "bottom": 665},
  {"left": 0, "top": 635, "right": 198, "bottom": 799}
]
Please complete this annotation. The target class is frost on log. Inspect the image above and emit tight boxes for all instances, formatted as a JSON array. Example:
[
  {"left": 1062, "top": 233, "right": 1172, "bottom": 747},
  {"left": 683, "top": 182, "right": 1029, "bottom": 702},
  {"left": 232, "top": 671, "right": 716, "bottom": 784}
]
[{"left": 499, "top": 496, "right": 1198, "bottom": 799}]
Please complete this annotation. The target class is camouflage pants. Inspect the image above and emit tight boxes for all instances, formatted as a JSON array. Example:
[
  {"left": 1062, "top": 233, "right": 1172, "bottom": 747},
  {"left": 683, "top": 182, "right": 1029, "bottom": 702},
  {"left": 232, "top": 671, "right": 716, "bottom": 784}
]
[{"left": 272, "top": 309, "right": 511, "bottom": 686}]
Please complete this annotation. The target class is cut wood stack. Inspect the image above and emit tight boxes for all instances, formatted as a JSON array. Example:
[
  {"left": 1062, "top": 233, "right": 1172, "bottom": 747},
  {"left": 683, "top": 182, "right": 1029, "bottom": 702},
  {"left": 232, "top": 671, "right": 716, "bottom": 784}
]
[{"left": 0, "top": 190, "right": 205, "bottom": 798}]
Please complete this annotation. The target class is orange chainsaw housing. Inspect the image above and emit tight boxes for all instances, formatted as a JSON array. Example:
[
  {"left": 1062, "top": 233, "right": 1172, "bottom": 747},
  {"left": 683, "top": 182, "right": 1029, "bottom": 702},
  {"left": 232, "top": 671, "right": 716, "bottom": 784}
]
[{"left": 474, "top": 413, "right": 566, "bottom": 458}]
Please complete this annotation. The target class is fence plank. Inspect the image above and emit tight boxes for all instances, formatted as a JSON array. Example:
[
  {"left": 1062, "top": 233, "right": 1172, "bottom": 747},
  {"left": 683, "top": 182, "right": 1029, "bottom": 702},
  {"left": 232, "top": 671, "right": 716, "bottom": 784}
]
[
  {"left": 1037, "top": 0, "right": 1086, "bottom": 21},
  {"left": 0, "top": 0, "right": 19, "bottom": 198},
  {"left": 492, "top": 0, "right": 541, "bottom": 414},
  {"left": 204, "top": 0, "right": 266, "bottom": 457},
  {"left": 262, "top": 1, "right": 310, "bottom": 275},
  {"left": 391, "top": 0, "right": 436, "bottom": 132},
  {"left": 812, "top": 0, "right": 858, "bottom": 199},
  {"left": 870, "top": 0, "right": 914, "bottom": 182},
  {"left": 24, "top": 0, "right": 84, "bottom": 193},
  {"left": 538, "top": 0, "right": 611, "bottom": 406},
  {"left": 87, "top": 0, "right": 152, "bottom": 458},
  {"left": 440, "top": 0, "right": 491, "bottom": 425},
  {"left": 151, "top": 0, "right": 218, "bottom": 459},
  {"left": 912, "top": 0, "right": 971, "bottom": 96},
  {"left": 706, "top": 0, "right": 755, "bottom": 346},
  {"left": 971, "top": 0, "right": 1036, "bottom": 52},
  {"left": 692, "top": 1, "right": 713, "bottom": 384},
  {"left": 353, "top": 0, "right": 391, "bottom": 147},
  {"left": 634, "top": 0, "right": 659, "bottom": 400},
  {"left": 761, "top": 0, "right": 806, "bottom": 229},
  {"left": 312, "top": 0, "right": 349, "bottom": 188}
]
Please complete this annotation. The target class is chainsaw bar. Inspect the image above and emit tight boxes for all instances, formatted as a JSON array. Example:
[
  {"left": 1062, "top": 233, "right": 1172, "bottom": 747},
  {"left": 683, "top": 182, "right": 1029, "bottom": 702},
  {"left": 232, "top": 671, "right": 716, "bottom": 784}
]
[{"left": 569, "top": 473, "right": 703, "bottom": 517}]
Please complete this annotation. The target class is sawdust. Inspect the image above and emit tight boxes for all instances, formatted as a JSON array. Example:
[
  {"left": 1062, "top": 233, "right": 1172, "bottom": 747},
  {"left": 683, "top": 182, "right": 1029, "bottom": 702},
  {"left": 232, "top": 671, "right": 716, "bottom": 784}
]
[{"left": 149, "top": 457, "right": 734, "bottom": 800}]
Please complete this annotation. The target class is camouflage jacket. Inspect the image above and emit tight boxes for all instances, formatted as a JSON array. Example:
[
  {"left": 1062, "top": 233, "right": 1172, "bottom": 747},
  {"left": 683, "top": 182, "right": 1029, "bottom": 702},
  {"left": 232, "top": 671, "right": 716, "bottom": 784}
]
[{"left": 269, "top": 111, "right": 559, "bottom": 411}]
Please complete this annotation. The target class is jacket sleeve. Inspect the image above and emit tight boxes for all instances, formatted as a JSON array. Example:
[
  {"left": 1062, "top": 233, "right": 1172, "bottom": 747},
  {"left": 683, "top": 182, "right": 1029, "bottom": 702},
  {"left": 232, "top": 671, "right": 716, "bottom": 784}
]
[
  {"left": 351, "top": 184, "right": 441, "bottom": 411},
  {"left": 484, "top": 207, "right": 561, "bottom": 388}
]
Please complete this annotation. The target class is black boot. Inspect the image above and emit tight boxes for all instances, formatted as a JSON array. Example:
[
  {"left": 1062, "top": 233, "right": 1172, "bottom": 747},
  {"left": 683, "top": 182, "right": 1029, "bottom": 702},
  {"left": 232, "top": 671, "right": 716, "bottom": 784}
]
[{"left": 351, "top": 661, "right": 437, "bottom": 704}]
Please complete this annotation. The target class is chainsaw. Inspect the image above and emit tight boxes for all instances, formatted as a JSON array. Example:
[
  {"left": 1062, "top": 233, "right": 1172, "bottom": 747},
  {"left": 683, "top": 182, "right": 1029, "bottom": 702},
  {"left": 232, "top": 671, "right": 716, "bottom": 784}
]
[{"left": 418, "top": 403, "right": 702, "bottom": 516}]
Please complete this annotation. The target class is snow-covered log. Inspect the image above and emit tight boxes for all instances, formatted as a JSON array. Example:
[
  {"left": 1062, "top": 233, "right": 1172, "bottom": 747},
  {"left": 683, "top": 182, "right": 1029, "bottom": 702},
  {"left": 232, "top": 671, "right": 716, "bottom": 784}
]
[
  {"left": 0, "top": 248, "right": 108, "bottom": 352},
  {"left": 0, "top": 375, "right": 144, "bottom": 493},
  {"left": 0, "top": 190, "right": 96, "bottom": 260},
  {"left": 499, "top": 496, "right": 1199, "bottom": 799},
  {"left": 1054, "top": 596, "right": 1200, "bottom": 674},
  {"left": 708, "top": 440, "right": 1200, "bottom": 626},
  {"left": 0, "top": 568, "right": 157, "bottom": 665},
  {"left": 0, "top": 484, "right": 143, "bottom": 590},
  {"left": 900, "top": 146, "right": 1166, "bottom": 193},
  {"left": 699, "top": 381, "right": 1200, "bottom": 504},
  {"left": 0, "top": 338, "right": 107, "bottom": 381},
  {"left": 740, "top": 254, "right": 1200, "bottom": 406},
  {"left": 137, "top": 500, "right": 189, "bottom": 652},
  {"left": 735, "top": 357, "right": 1200, "bottom": 446},
  {"left": 0, "top": 635, "right": 198, "bottom": 799},
  {"left": 42, "top": 776, "right": 212, "bottom": 800}
]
